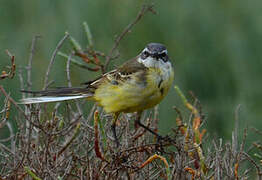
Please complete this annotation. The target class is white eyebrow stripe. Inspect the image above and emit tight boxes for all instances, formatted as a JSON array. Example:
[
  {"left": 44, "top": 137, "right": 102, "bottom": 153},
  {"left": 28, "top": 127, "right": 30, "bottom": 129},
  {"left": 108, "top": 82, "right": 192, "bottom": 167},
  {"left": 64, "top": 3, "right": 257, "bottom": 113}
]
[
  {"left": 143, "top": 47, "right": 150, "bottom": 52},
  {"left": 161, "top": 49, "right": 168, "bottom": 54}
]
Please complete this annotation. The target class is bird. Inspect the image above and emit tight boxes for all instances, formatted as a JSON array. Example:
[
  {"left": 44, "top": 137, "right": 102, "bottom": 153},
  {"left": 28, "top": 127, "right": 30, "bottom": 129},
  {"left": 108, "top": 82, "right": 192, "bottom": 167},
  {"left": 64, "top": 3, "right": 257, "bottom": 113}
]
[{"left": 20, "top": 43, "right": 174, "bottom": 146}]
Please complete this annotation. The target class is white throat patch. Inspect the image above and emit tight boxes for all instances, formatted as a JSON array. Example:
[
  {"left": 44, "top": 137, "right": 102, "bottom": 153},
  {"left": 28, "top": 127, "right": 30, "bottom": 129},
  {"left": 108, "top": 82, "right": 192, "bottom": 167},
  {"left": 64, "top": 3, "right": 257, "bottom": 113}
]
[
  {"left": 137, "top": 56, "right": 172, "bottom": 71},
  {"left": 137, "top": 56, "right": 173, "bottom": 83}
]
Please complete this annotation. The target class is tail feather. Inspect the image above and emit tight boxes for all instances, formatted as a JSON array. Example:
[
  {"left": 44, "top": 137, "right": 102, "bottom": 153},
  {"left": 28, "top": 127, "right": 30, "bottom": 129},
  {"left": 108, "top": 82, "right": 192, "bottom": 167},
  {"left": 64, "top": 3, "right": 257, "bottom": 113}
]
[
  {"left": 20, "top": 87, "right": 93, "bottom": 104},
  {"left": 20, "top": 95, "right": 91, "bottom": 104}
]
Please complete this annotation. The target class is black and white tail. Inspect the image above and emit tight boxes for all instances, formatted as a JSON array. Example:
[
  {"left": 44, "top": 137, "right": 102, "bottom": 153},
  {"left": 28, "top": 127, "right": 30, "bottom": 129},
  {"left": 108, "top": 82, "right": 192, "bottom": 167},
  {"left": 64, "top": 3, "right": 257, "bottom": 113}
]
[{"left": 20, "top": 87, "right": 93, "bottom": 104}]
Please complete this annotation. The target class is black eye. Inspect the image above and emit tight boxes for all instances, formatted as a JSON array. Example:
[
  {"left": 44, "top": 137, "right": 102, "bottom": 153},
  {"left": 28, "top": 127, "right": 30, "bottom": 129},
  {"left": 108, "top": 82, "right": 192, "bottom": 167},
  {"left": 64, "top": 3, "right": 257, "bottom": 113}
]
[
  {"left": 141, "top": 51, "right": 149, "bottom": 59},
  {"left": 159, "top": 52, "right": 167, "bottom": 58},
  {"left": 159, "top": 52, "right": 169, "bottom": 62}
]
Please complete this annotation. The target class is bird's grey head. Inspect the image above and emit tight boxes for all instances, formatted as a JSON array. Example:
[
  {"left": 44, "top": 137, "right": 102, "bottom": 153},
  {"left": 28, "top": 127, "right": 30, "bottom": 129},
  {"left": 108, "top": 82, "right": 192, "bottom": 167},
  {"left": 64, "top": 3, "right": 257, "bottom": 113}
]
[{"left": 140, "top": 43, "right": 169, "bottom": 62}]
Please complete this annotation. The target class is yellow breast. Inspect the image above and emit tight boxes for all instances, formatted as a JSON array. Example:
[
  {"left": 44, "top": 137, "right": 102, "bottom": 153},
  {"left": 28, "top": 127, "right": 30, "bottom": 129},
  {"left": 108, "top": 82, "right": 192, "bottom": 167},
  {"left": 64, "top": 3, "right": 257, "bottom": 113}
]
[{"left": 93, "top": 67, "right": 174, "bottom": 114}]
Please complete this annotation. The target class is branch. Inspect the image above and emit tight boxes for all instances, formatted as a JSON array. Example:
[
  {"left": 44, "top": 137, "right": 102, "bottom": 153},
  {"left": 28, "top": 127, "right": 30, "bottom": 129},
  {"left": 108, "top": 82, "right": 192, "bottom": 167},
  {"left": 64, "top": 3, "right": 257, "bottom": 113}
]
[
  {"left": 43, "top": 33, "right": 69, "bottom": 90},
  {"left": 57, "top": 123, "right": 81, "bottom": 157},
  {"left": 27, "top": 35, "right": 41, "bottom": 90},
  {"left": 0, "top": 86, "right": 45, "bottom": 132},
  {"left": 66, "top": 53, "right": 73, "bottom": 87},
  {"left": 241, "top": 152, "right": 262, "bottom": 179},
  {"left": 104, "top": 3, "right": 156, "bottom": 71}
]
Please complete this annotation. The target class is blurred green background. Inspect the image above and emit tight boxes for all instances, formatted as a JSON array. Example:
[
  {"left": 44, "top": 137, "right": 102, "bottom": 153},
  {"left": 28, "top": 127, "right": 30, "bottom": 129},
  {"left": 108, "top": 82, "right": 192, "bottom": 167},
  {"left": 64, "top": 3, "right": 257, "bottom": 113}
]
[{"left": 1, "top": 0, "right": 262, "bottom": 141}]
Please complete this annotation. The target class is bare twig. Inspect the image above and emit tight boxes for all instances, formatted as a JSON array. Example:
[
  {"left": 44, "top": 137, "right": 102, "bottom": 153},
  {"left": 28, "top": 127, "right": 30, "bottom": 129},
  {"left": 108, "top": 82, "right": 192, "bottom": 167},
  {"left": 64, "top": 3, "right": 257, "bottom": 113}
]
[
  {"left": 94, "top": 111, "right": 107, "bottom": 162},
  {"left": 251, "top": 127, "right": 262, "bottom": 136},
  {"left": 104, "top": 3, "right": 156, "bottom": 71},
  {"left": 27, "top": 35, "right": 40, "bottom": 90},
  {"left": 18, "top": 69, "right": 26, "bottom": 99},
  {"left": 66, "top": 53, "right": 73, "bottom": 87},
  {"left": 47, "top": 113, "right": 82, "bottom": 136},
  {"left": 43, "top": 33, "right": 69, "bottom": 90},
  {"left": 0, "top": 143, "right": 17, "bottom": 157},
  {"left": 153, "top": 105, "right": 159, "bottom": 135},
  {"left": 0, "top": 86, "right": 26, "bottom": 119},
  {"left": 0, "top": 97, "right": 10, "bottom": 128},
  {"left": 0, "top": 86, "right": 44, "bottom": 132},
  {"left": 65, "top": 52, "right": 84, "bottom": 119},
  {"left": 241, "top": 152, "right": 262, "bottom": 180},
  {"left": 57, "top": 123, "right": 81, "bottom": 157}
]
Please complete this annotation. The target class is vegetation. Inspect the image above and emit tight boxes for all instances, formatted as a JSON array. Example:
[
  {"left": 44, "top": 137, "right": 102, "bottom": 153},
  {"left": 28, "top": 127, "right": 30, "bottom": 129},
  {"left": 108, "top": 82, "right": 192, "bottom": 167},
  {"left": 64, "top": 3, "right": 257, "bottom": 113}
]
[
  {"left": 1, "top": 71, "right": 262, "bottom": 178},
  {"left": 1, "top": 1, "right": 262, "bottom": 179}
]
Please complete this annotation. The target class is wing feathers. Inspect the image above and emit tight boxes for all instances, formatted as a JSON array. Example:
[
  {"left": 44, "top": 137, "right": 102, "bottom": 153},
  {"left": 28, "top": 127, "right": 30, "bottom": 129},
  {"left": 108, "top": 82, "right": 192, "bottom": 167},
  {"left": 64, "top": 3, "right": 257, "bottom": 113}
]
[{"left": 20, "top": 57, "right": 147, "bottom": 105}]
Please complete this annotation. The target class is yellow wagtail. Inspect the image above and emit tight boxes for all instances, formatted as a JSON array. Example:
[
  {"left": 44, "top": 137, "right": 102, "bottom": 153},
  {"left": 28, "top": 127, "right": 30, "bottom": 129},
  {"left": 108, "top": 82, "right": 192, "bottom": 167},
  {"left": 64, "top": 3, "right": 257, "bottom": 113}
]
[{"left": 21, "top": 43, "right": 174, "bottom": 145}]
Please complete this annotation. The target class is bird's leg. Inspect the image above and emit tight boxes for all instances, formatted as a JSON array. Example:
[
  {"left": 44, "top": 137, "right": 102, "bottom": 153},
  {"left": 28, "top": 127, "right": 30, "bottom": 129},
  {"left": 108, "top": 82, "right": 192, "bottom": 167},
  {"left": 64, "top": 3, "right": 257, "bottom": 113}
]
[
  {"left": 135, "top": 111, "right": 163, "bottom": 140},
  {"left": 111, "top": 112, "right": 120, "bottom": 147}
]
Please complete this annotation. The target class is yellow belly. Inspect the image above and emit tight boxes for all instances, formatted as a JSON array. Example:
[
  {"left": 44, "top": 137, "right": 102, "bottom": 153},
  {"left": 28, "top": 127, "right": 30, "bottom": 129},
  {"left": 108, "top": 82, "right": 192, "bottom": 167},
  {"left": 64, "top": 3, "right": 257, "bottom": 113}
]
[{"left": 93, "top": 68, "right": 174, "bottom": 113}]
